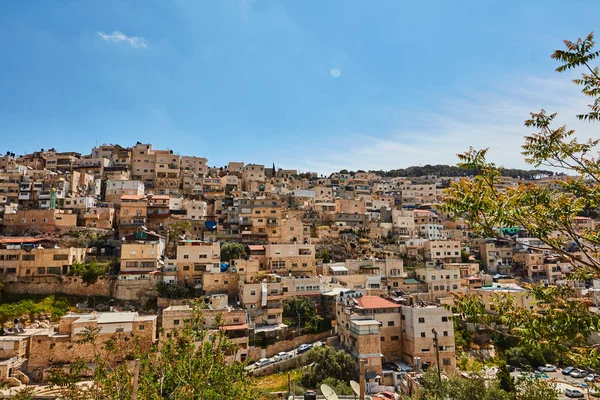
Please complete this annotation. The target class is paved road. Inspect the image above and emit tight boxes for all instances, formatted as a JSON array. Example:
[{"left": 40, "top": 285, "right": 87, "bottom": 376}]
[{"left": 511, "top": 370, "right": 595, "bottom": 399}]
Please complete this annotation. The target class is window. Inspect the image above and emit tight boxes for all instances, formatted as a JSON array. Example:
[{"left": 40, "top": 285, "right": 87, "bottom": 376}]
[
  {"left": 387, "top": 321, "right": 394, "bottom": 327},
  {"left": 53, "top": 254, "right": 69, "bottom": 261},
  {"left": 37, "top": 267, "right": 46, "bottom": 274},
  {"left": 22, "top": 254, "right": 35, "bottom": 261},
  {"left": 250, "top": 290, "right": 256, "bottom": 296},
  {"left": 443, "top": 331, "right": 448, "bottom": 337},
  {"left": 421, "top": 332, "right": 426, "bottom": 337},
  {"left": 443, "top": 358, "right": 451, "bottom": 366},
  {"left": 199, "top": 254, "right": 207, "bottom": 259},
  {"left": 138, "top": 324, "right": 145, "bottom": 330},
  {"left": 183, "top": 266, "right": 190, "bottom": 271},
  {"left": 31, "top": 218, "right": 37, "bottom": 223},
  {"left": 391, "top": 336, "right": 399, "bottom": 341},
  {"left": 380, "top": 337, "right": 385, "bottom": 341},
  {"left": 173, "top": 319, "right": 180, "bottom": 325},
  {"left": 418, "top": 317, "right": 425, "bottom": 323},
  {"left": 183, "top": 254, "right": 189, "bottom": 259},
  {"left": 421, "top": 347, "right": 430, "bottom": 352},
  {"left": 452, "top": 285, "right": 458, "bottom": 290},
  {"left": 442, "top": 316, "right": 448, "bottom": 322}
]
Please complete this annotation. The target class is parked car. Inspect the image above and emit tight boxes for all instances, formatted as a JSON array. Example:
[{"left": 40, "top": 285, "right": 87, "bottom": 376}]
[
  {"left": 254, "top": 358, "right": 272, "bottom": 368},
  {"left": 274, "top": 352, "right": 292, "bottom": 362},
  {"left": 297, "top": 344, "right": 312, "bottom": 354},
  {"left": 565, "top": 388, "right": 585, "bottom": 398},
  {"left": 585, "top": 374, "right": 596, "bottom": 382},
  {"left": 562, "top": 366, "right": 575, "bottom": 375},
  {"left": 537, "top": 364, "right": 557, "bottom": 372},
  {"left": 570, "top": 370, "right": 585, "bottom": 379}
]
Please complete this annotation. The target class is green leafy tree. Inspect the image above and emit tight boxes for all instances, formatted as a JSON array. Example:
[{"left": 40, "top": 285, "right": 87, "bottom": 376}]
[
  {"left": 220, "top": 242, "right": 245, "bottom": 262},
  {"left": 514, "top": 377, "right": 558, "bottom": 400},
  {"left": 496, "top": 363, "right": 515, "bottom": 393},
  {"left": 69, "top": 260, "right": 109, "bottom": 284},
  {"left": 413, "top": 371, "right": 511, "bottom": 400},
  {"left": 301, "top": 346, "right": 355, "bottom": 389},
  {"left": 283, "top": 297, "right": 317, "bottom": 319},
  {"left": 45, "top": 300, "right": 258, "bottom": 399},
  {"left": 444, "top": 32, "right": 600, "bottom": 370}
]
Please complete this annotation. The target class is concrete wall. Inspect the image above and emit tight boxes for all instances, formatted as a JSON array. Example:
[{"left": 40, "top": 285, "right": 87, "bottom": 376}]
[
  {"left": 247, "top": 331, "right": 331, "bottom": 361},
  {"left": 3, "top": 276, "right": 159, "bottom": 302}
]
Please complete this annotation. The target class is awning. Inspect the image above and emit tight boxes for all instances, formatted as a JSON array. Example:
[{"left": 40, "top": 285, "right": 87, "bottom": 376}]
[{"left": 248, "top": 245, "right": 265, "bottom": 251}]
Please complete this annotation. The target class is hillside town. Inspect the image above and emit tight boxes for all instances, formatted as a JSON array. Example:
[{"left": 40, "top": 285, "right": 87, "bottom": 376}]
[{"left": 0, "top": 143, "right": 597, "bottom": 399}]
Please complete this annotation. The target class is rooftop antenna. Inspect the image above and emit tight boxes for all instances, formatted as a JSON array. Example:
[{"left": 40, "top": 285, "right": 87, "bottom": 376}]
[{"left": 321, "top": 384, "right": 339, "bottom": 400}]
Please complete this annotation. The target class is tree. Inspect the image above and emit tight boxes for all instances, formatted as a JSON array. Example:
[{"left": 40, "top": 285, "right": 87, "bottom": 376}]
[
  {"left": 301, "top": 346, "right": 356, "bottom": 389},
  {"left": 167, "top": 220, "right": 191, "bottom": 245},
  {"left": 412, "top": 371, "right": 511, "bottom": 400},
  {"left": 444, "top": 32, "right": 600, "bottom": 370},
  {"left": 220, "top": 242, "right": 245, "bottom": 262},
  {"left": 283, "top": 297, "right": 317, "bottom": 320},
  {"left": 69, "top": 260, "right": 109, "bottom": 284},
  {"left": 45, "top": 300, "right": 258, "bottom": 399},
  {"left": 514, "top": 377, "right": 558, "bottom": 400}
]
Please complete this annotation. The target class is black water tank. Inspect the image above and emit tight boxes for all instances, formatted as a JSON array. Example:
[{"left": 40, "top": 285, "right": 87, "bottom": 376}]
[{"left": 303, "top": 391, "right": 317, "bottom": 400}]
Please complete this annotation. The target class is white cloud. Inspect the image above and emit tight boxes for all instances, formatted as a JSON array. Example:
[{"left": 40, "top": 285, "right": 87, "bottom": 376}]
[
  {"left": 284, "top": 73, "right": 597, "bottom": 175},
  {"left": 330, "top": 68, "right": 341, "bottom": 78},
  {"left": 97, "top": 31, "right": 147, "bottom": 49}
]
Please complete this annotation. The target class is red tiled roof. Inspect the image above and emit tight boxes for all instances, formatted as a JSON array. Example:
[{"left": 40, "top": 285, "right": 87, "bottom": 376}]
[
  {"left": 355, "top": 296, "right": 398, "bottom": 309},
  {"left": 248, "top": 245, "right": 265, "bottom": 251},
  {"left": 149, "top": 195, "right": 170, "bottom": 200}
]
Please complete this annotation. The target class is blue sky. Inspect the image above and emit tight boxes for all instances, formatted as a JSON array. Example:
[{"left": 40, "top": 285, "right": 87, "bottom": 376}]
[{"left": 1, "top": 1, "right": 599, "bottom": 174}]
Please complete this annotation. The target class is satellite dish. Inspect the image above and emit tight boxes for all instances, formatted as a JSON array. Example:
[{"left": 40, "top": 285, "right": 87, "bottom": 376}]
[
  {"left": 350, "top": 380, "right": 360, "bottom": 396},
  {"left": 320, "top": 384, "right": 339, "bottom": 400}
]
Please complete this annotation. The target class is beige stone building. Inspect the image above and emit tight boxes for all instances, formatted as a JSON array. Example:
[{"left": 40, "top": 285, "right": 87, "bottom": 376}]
[
  {"left": 26, "top": 312, "right": 157, "bottom": 380},
  {"left": 242, "top": 164, "right": 265, "bottom": 191},
  {"left": 180, "top": 156, "right": 208, "bottom": 176},
  {"left": 400, "top": 305, "right": 455, "bottom": 371},
  {"left": 161, "top": 305, "right": 248, "bottom": 363},
  {"left": 83, "top": 207, "right": 115, "bottom": 229},
  {"left": 3, "top": 209, "right": 77, "bottom": 234},
  {"left": 175, "top": 240, "right": 221, "bottom": 286}
]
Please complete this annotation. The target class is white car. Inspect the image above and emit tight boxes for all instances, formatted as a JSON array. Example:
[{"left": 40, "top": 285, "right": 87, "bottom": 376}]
[
  {"left": 537, "top": 364, "right": 556, "bottom": 372},
  {"left": 254, "top": 358, "right": 272, "bottom": 368},
  {"left": 275, "top": 352, "right": 292, "bottom": 361},
  {"left": 565, "top": 388, "right": 585, "bottom": 398}
]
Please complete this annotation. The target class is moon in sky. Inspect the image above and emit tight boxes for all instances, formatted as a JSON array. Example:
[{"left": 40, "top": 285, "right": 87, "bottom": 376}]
[{"left": 330, "top": 68, "right": 341, "bottom": 78}]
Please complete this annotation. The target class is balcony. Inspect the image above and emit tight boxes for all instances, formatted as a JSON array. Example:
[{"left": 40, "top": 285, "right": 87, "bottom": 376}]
[
  {"left": 120, "top": 219, "right": 147, "bottom": 227},
  {"left": 240, "top": 220, "right": 253, "bottom": 226}
]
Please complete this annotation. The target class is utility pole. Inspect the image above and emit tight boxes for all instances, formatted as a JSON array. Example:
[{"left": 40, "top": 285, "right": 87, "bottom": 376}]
[
  {"left": 432, "top": 329, "right": 443, "bottom": 400},
  {"left": 132, "top": 358, "right": 141, "bottom": 400},
  {"left": 359, "top": 359, "right": 367, "bottom": 400}
]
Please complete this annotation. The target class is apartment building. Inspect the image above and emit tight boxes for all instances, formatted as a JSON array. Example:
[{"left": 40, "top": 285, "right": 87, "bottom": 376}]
[
  {"left": 0, "top": 237, "right": 85, "bottom": 277},
  {"left": 27, "top": 312, "right": 157, "bottom": 379},
  {"left": 83, "top": 207, "right": 115, "bottom": 229},
  {"left": 238, "top": 277, "right": 284, "bottom": 327},
  {"left": 180, "top": 156, "right": 208, "bottom": 176},
  {"left": 400, "top": 304, "right": 456, "bottom": 371},
  {"left": 424, "top": 240, "right": 461, "bottom": 264},
  {"left": 3, "top": 209, "right": 77, "bottom": 234},
  {"left": 415, "top": 266, "right": 463, "bottom": 302},
  {"left": 241, "top": 164, "right": 265, "bottom": 191},
  {"left": 118, "top": 195, "right": 148, "bottom": 236},
  {"left": 104, "top": 180, "right": 145, "bottom": 204},
  {"left": 175, "top": 240, "right": 221, "bottom": 286},
  {"left": 475, "top": 239, "right": 513, "bottom": 273},
  {"left": 247, "top": 243, "right": 316, "bottom": 276},
  {"left": 161, "top": 304, "right": 248, "bottom": 363}
]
